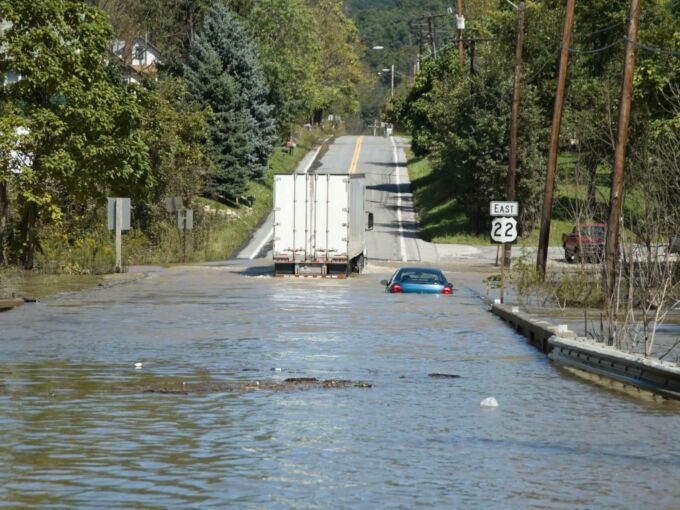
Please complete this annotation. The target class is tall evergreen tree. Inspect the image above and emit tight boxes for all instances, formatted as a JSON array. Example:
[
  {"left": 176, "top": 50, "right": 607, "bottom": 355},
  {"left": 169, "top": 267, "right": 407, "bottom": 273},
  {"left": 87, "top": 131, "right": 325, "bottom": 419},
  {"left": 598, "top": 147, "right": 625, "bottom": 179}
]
[{"left": 185, "top": 3, "right": 276, "bottom": 199}]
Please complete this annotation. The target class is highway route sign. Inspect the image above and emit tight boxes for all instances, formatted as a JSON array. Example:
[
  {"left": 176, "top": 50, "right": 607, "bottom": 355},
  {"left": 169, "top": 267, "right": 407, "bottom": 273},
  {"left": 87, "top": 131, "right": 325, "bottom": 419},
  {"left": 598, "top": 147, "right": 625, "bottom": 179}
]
[
  {"left": 491, "top": 217, "right": 518, "bottom": 244},
  {"left": 490, "top": 201, "right": 518, "bottom": 217}
]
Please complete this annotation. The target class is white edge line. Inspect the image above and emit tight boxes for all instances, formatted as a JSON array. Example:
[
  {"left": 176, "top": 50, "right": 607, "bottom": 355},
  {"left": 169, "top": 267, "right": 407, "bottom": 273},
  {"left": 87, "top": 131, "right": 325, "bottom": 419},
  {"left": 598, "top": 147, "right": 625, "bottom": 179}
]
[
  {"left": 248, "top": 141, "right": 326, "bottom": 260},
  {"left": 391, "top": 136, "right": 408, "bottom": 262},
  {"left": 249, "top": 228, "right": 273, "bottom": 260}
]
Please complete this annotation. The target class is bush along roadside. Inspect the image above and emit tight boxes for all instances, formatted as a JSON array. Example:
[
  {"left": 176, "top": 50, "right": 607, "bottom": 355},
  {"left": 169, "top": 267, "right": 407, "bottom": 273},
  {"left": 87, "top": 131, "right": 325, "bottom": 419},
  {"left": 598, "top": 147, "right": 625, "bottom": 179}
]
[{"left": 30, "top": 127, "right": 329, "bottom": 273}]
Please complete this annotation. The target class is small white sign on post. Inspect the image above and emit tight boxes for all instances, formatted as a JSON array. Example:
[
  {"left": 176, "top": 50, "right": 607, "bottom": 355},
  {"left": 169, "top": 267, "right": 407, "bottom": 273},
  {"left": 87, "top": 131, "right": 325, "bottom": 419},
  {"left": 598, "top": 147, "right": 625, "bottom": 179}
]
[
  {"left": 107, "top": 197, "right": 131, "bottom": 273},
  {"left": 107, "top": 198, "right": 131, "bottom": 231},
  {"left": 177, "top": 209, "right": 193, "bottom": 230},
  {"left": 490, "top": 201, "right": 518, "bottom": 217},
  {"left": 491, "top": 217, "right": 518, "bottom": 244}
]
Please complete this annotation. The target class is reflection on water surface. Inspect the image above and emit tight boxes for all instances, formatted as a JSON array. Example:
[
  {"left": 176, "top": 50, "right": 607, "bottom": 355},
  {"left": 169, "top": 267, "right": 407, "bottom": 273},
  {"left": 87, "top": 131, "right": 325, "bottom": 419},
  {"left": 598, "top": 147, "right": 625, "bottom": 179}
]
[{"left": 1, "top": 264, "right": 679, "bottom": 508}]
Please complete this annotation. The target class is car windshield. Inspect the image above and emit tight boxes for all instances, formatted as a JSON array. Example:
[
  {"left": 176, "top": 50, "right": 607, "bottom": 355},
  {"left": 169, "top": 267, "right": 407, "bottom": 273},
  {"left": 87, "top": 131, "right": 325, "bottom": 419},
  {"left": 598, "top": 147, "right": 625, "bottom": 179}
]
[
  {"left": 580, "top": 226, "right": 605, "bottom": 237},
  {"left": 397, "top": 269, "right": 444, "bottom": 284}
]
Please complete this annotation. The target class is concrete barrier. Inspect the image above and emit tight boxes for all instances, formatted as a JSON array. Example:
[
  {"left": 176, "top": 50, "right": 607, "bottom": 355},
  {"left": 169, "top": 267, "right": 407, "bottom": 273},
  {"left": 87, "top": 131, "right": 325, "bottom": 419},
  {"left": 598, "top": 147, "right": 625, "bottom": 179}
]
[
  {"left": 549, "top": 336, "right": 680, "bottom": 401},
  {"left": 491, "top": 303, "right": 680, "bottom": 400},
  {"left": 491, "top": 303, "right": 576, "bottom": 354},
  {"left": 0, "top": 298, "right": 24, "bottom": 312}
]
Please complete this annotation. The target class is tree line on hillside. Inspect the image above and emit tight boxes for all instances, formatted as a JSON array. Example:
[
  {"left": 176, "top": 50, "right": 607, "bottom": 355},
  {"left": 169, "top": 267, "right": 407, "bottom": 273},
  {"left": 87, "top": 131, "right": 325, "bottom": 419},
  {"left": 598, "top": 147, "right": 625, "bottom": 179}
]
[
  {"left": 0, "top": 0, "right": 364, "bottom": 269},
  {"left": 387, "top": 0, "right": 679, "bottom": 238}
]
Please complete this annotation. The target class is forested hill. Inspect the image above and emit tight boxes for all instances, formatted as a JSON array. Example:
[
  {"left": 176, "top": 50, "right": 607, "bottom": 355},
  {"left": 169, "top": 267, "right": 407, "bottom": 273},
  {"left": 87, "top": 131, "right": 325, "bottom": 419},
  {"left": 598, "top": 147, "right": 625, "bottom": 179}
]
[
  {"left": 348, "top": 0, "right": 454, "bottom": 76},
  {"left": 346, "top": 0, "right": 483, "bottom": 121}
]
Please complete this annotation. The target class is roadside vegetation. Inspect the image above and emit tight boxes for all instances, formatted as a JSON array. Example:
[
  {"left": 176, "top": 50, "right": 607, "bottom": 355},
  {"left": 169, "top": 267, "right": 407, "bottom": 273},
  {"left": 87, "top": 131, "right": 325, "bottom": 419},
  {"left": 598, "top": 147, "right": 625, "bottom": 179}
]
[
  {"left": 388, "top": 0, "right": 678, "bottom": 240},
  {"left": 386, "top": 0, "right": 679, "bottom": 357},
  {"left": 407, "top": 149, "right": 573, "bottom": 246},
  {"left": 0, "top": 0, "right": 365, "bottom": 274}
]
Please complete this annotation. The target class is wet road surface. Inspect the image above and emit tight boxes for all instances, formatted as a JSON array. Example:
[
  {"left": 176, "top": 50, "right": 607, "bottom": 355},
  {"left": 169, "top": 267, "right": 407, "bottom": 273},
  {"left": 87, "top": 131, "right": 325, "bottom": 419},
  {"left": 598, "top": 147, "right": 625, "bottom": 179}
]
[{"left": 1, "top": 263, "right": 680, "bottom": 508}]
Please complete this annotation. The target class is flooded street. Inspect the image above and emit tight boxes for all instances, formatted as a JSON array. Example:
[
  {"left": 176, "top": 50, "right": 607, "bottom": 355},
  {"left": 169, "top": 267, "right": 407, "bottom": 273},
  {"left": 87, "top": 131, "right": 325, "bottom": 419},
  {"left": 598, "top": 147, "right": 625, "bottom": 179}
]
[{"left": 1, "top": 263, "right": 680, "bottom": 509}]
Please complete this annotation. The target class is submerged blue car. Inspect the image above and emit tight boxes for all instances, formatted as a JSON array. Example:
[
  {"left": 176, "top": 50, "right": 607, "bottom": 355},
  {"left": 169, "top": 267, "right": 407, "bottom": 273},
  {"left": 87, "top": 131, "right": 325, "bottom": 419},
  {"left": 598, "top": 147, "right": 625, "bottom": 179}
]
[{"left": 381, "top": 267, "right": 453, "bottom": 295}]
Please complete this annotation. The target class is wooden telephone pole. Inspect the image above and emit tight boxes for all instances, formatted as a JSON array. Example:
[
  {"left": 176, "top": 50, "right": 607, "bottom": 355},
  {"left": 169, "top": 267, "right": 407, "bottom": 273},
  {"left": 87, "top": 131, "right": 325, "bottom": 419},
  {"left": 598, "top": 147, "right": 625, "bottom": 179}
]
[
  {"left": 604, "top": 0, "right": 641, "bottom": 295},
  {"left": 427, "top": 16, "right": 438, "bottom": 59},
  {"left": 504, "top": 0, "right": 526, "bottom": 266},
  {"left": 457, "top": 0, "right": 465, "bottom": 65},
  {"left": 536, "top": 0, "right": 576, "bottom": 277}
]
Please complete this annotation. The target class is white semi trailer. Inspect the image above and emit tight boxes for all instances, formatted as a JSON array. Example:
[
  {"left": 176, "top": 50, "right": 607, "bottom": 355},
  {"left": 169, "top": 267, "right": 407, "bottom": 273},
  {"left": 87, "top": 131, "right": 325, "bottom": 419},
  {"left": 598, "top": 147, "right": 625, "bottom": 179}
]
[{"left": 273, "top": 173, "right": 371, "bottom": 277}]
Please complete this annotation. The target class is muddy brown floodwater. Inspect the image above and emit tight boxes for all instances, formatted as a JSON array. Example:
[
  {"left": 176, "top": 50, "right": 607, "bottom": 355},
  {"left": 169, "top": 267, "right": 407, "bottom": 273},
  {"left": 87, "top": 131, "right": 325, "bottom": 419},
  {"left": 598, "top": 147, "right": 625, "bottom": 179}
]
[{"left": 1, "top": 261, "right": 680, "bottom": 509}]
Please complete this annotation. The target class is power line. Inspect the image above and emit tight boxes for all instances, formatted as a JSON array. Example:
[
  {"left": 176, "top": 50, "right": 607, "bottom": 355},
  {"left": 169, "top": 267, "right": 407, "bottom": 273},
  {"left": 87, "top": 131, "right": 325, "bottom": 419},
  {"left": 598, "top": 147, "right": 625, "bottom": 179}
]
[
  {"left": 572, "top": 21, "right": 625, "bottom": 39},
  {"left": 569, "top": 38, "right": 623, "bottom": 55},
  {"left": 627, "top": 37, "right": 680, "bottom": 57}
]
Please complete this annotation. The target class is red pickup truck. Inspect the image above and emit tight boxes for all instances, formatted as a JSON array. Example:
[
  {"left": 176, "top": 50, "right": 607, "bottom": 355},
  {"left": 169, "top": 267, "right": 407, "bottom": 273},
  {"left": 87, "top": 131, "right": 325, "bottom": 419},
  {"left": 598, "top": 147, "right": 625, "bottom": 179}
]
[{"left": 562, "top": 224, "right": 606, "bottom": 262}]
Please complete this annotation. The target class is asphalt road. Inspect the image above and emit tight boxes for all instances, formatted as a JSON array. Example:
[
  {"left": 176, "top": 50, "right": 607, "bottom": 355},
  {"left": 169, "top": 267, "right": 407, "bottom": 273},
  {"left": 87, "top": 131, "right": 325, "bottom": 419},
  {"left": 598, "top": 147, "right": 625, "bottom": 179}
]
[
  {"left": 237, "top": 135, "right": 435, "bottom": 263},
  {"left": 237, "top": 134, "right": 565, "bottom": 266}
]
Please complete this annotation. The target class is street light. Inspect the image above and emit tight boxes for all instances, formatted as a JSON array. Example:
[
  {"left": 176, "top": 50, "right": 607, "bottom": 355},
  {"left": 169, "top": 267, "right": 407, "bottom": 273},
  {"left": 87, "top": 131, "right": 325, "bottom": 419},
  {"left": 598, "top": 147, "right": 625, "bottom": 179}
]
[{"left": 373, "top": 45, "right": 395, "bottom": 98}]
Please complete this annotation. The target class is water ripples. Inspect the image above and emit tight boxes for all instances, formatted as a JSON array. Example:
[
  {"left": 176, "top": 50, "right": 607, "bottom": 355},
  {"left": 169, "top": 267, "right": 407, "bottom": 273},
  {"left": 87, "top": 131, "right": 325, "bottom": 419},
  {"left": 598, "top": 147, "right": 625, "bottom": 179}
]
[{"left": 1, "top": 265, "right": 680, "bottom": 508}]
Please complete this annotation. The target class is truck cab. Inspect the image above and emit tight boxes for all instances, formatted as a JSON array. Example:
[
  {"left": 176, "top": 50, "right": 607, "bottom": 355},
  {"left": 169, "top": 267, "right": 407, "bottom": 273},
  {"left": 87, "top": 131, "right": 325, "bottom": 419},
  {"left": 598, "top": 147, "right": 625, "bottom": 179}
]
[{"left": 562, "top": 224, "right": 606, "bottom": 262}]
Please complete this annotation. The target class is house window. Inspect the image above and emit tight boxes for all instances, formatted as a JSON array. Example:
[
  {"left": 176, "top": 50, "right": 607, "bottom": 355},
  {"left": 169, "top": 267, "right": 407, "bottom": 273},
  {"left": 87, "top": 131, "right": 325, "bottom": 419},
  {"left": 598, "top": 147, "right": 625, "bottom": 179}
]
[{"left": 134, "top": 45, "right": 145, "bottom": 64}]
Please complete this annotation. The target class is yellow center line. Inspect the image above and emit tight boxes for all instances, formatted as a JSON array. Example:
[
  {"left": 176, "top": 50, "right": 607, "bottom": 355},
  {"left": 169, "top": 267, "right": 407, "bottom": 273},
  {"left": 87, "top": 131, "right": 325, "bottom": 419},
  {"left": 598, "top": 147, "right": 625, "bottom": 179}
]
[{"left": 348, "top": 136, "right": 364, "bottom": 174}]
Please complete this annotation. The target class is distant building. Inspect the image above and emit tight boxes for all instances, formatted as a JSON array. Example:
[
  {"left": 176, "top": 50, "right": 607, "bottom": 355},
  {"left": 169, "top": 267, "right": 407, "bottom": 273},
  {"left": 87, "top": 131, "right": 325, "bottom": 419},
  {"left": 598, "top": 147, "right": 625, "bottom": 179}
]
[
  {"left": 108, "top": 36, "right": 162, "bottom": 84},
  {"left": 130, "top": 37, "right": 162, "bottom": 72}
]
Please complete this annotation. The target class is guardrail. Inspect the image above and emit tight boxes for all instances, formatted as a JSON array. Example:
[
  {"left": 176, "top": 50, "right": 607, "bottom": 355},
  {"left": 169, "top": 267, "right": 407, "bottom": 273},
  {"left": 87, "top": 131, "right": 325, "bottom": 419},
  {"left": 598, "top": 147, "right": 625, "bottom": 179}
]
[
  {"left": 491, "top": 303, "right": 575, "bottom": 354},
  {"left": 491, "top": 303, "right": 680, "bottom": 400},
  {"left": 549, "top": 337, "right": 680, "bottom": 400}
]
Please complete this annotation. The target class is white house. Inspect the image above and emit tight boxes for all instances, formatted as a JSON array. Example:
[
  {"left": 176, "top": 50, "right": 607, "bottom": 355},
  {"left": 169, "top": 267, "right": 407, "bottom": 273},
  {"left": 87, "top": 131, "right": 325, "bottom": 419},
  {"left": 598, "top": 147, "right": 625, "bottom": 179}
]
[{"left": 130, "top": 37, "right": 162, "bottom": 71}]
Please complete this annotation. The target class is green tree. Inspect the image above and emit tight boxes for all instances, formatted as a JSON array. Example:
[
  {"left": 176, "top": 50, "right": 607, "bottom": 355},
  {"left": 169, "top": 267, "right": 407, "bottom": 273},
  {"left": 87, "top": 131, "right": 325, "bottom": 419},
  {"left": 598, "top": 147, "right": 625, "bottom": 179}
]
[
  {"left": 135, "top": 76, "right": 213, "bottom": 228},
  {"left": 0, "top": 0, "right": 149, "bottom": 268},
  {"left": 185, "top": 2, "right": 276, "bottom": 199},
  {"left": 246, "top": 0, "right": 323, "bottom": 133},
  {"left": 309, "top": 0, "right": 363, "bottom": 120}
]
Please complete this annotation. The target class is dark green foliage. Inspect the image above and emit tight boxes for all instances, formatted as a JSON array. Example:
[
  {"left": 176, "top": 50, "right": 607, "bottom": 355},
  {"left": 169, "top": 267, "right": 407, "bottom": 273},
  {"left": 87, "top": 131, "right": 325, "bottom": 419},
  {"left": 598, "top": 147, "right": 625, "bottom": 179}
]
[
  {"left": 347, "top": 0, "right": 454, "bottom": 122},
  {"left": 393, "top": 53, "right": 547, "bottom": 234},
  {"left": 185, "top": 3, "right": 276, "bottom": 198},
  {"left": 0, "top": 0, "right": 150, "bottom": 267},
  {"left": 386, "top": 0, "right": 679, "bottom": 238}
]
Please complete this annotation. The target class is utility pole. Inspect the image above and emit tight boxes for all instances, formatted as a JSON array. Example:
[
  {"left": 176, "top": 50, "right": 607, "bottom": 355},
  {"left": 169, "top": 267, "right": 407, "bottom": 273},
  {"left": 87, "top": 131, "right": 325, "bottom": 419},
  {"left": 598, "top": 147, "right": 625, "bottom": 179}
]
[
  {"left": 604, "top": 0, "right": 641, "bottom": 296},
  {"left": 390, "top": 64, "right": 395, "bottom": 97},
  {"left": 504, "top": 0, "right": 526, "bottom": 267},
  {"left": 427, "top": 16, "right": 438, "bottom": 59},
  {"left": 536, "top": 0, "right": 576, "bottom": 278},
  {"left": 457, "top": 0, "right": 465, "bottom": 65}
]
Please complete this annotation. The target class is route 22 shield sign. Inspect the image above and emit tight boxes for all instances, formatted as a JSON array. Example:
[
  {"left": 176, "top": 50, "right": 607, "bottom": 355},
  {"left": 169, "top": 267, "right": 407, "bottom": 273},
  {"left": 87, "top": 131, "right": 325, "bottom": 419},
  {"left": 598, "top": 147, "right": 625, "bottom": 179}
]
[{"left": 490, "top": 217, "right": 518, "bottom": 244}]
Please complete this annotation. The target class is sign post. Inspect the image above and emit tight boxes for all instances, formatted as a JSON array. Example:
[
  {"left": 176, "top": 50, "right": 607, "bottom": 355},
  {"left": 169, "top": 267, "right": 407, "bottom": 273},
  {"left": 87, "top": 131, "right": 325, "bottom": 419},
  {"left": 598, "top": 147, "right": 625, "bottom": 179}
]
[
  {"left": 107, "top": 198, "right": 131, "bottom": 273},
  {"left": 490, "top": 201, "right": 519, "bottom": 304},
  {"left": 177, "top": 209, "right": 193, "bottom": 263}
]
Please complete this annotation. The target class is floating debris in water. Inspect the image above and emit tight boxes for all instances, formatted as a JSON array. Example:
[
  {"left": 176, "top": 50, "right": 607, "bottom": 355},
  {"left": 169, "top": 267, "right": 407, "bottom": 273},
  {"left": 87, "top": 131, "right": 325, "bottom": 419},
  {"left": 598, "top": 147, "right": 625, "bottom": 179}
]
[
  {"left": 135, "top": 362, "right": 143, "bottom": 369},
  {"left": 480, "top": 397, "right": 499, "bottom": 408},
  {"left": 272, "top": 367, "right": 282, "bottom": 372},
  {"left": 119, "top": 378, "right": 373, "bottom": 395},
  {"left": 284, "top": 377, "right": 318, "bottom": 383},
  {"left": 428, "top": 373, "right": 461, "bottom": 379}
]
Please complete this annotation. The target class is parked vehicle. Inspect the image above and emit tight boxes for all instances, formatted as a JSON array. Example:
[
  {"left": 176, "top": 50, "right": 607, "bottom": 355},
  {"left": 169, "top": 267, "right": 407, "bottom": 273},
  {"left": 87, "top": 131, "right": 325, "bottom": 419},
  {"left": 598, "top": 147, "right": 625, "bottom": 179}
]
[
  {"left": 273, "top": 173, "right": 370, "bottom": 277},
  {"left": 381, "top": 267, "right": 453, "bottom": 294},
  {"left": 562, "top": 224, "right": 606, "bottom": 262}
]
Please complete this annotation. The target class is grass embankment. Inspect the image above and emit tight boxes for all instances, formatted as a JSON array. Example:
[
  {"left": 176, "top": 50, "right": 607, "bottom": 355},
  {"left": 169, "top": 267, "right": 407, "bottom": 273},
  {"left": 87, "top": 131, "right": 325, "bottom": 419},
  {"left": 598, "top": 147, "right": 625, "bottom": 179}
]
[
  {"left": 125, "top": 128, "right": 326, "bottom": 265},
  {"left": 406, "top": 148, "right": 607, "bottom": 247},
  {"left": 31, "top": 128, "right": 328, "bottom": 274}
]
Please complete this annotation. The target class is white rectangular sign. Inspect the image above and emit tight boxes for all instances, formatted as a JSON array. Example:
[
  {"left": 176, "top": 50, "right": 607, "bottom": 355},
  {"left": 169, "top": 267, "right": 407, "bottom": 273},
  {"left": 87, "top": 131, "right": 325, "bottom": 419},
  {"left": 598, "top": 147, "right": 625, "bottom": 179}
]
[
  {"left": 490, "top": 201, "right": 518, "bottom": 217},
  {"left": 107, "top": 197, "right": 131, "bottom": 230}
]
